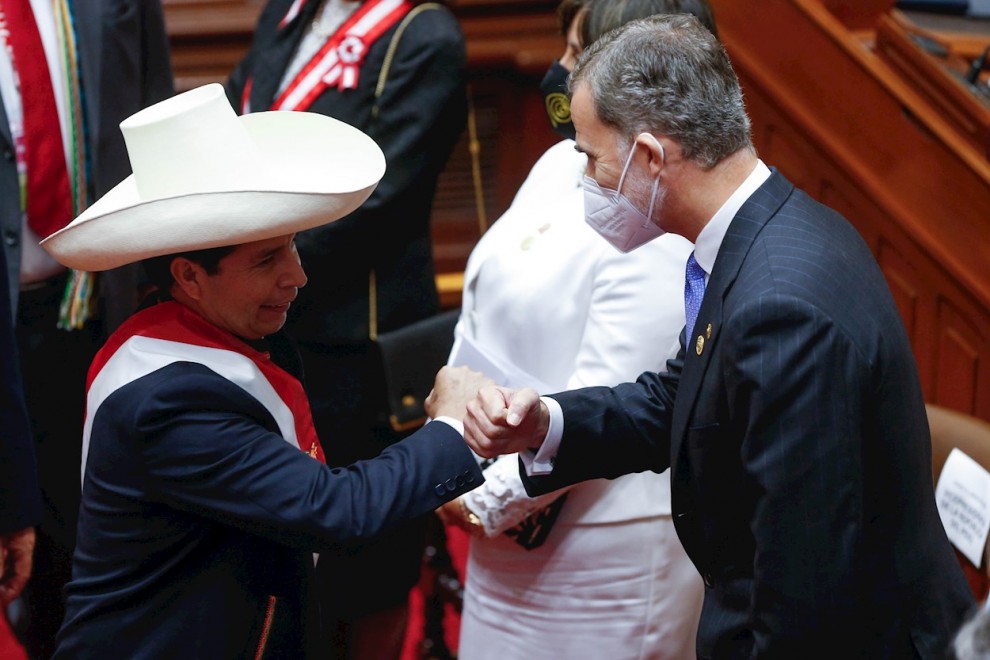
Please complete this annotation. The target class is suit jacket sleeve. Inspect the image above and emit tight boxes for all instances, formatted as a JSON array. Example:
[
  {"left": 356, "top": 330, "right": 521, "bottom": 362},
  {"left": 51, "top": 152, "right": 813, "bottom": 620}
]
[
  {"left": 521, "top": 358, "right": 682, "bottom": 496},
  {"left": 127, "top": 364, "right": 482, "bottom": 551},
  {"left": 463, "top": 234, "right": 689, "bottom": 533},
  {"left": 0, "top": 247, "right": 40, "bottom": 534}
]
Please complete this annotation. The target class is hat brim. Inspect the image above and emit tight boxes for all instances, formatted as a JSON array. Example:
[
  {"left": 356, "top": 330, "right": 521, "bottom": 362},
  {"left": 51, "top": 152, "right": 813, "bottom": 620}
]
[{"left": 41, "top": 110, "right": 386, "bottom": 271}]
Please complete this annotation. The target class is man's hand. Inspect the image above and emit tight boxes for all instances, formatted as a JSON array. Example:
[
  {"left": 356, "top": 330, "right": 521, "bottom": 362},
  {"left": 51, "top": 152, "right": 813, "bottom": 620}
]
[
  {"left": 463, "top": 386, "right": 549, "bottom": 458},
  {"left": 0, "top": 527, "right": 35, "bottom": 606},
  {"left": 425, "top": 366, "right": 494, "bottom": 420}
]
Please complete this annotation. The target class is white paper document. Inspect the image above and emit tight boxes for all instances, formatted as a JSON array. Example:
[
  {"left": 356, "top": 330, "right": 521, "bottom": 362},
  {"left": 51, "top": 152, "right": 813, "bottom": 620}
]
[
  {"left": 448, "top": 330, "right": 556, "bottom": 394},
  {"left": 935, "top": 447, "right": 990, "bottom": 567}
]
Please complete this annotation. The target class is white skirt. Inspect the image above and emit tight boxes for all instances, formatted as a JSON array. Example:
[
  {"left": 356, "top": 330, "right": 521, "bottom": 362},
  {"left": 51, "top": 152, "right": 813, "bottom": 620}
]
[{"left": 457, "top": 515, "right": 703, "bottom": 660}]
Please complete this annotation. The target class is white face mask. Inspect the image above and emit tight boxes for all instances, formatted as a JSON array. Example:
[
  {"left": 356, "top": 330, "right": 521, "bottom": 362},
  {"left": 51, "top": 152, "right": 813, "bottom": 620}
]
[{"left": 583, "top": 135, "right": 665, "bottom": 253}]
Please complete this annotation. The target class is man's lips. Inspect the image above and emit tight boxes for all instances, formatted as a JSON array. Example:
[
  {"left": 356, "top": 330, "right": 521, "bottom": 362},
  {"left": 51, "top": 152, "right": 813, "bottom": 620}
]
[{"left": 262, "top": 300, "right": 293, "bottom": 312}]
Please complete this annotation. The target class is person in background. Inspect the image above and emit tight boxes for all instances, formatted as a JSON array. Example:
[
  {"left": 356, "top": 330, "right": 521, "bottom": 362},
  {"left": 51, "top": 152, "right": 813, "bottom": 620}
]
[
  {"left": 226, "top": 2, "right": 466, "bottom": 656},
  {"left": 39, "top": 84, "right": 486, "bottom": 659},
  {"left": 436, "top": 1, "right": 716, "bottom": 657},
  {"left": 0, "top": 228, "right": 40, "bottom": 654},
  {"left": 0, "top": 2, "right": 173, "bottom": 656},
  {"left": 462, "top": 14, "right": 973, "bottom": 658}
]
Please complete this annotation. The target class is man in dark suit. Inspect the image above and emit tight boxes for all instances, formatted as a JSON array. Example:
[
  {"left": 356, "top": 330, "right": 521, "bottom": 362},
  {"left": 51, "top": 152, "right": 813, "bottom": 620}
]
[
  {"left": 0, "top": 3, "right": 173, "bottom": 655},
  {"left": 460, "top": 14, "right": 974, "bottom": 658},
  {"left": 39, "top": 83, "right": 486, "bottom": 658}
]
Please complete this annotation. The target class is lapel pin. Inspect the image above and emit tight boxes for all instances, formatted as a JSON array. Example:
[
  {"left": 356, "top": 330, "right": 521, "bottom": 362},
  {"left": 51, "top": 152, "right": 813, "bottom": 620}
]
[
  {"left": 695, "top": 335, "right": 705, "bottom": 355},
  {"left": 706, "top": 323, "right": 712, "bottom": 339}
]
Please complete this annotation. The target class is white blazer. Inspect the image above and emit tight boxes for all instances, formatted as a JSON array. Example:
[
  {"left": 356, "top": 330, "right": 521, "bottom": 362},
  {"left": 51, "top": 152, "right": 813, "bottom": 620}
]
[{"left": 450, "top": 140, "right": 692, "bottom": 530}]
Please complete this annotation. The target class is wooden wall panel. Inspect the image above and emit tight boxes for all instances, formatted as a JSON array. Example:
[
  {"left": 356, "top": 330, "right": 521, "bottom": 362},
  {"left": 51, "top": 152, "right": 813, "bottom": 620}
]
[
  {"left": 710, "top": 0, "right": 990, "bottom": 420},
  {"left": 935, "top": 300, "right": 984, "bottom": 416}
]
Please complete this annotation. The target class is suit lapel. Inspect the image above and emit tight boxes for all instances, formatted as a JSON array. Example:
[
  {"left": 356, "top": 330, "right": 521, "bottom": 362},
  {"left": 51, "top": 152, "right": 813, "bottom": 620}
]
[
  {"left": 669, "top": 170, "right": 794, "bottom": 473},
  {"left": 248, "top": 0, "right": 321, "bottom": 112},
  {"left": 0, "top": 4, "right": 98, "bottom": 178}
]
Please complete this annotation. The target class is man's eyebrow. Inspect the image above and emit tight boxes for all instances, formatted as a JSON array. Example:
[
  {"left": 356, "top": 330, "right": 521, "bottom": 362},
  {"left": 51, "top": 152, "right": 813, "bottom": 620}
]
[{"left": 253, "top": 245, "right": 282, "bottom": 260}]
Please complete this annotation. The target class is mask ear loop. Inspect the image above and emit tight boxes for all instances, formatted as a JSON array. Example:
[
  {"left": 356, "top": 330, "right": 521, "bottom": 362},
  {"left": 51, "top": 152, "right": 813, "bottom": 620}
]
[
  {"left": 642, "top": 134, "right": 665, "bottom": 224},
  {"left": 620, "top": 133, "right": 665, "bottom": 227},
  {"left": 615, "top": 139, "right": 638, "bottom": 195}
]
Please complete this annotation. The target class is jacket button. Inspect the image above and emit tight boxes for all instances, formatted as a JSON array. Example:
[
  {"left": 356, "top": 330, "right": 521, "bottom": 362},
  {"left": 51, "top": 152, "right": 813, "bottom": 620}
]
[
  {"left": 2, "top": 148, "right": 12, "bottom": 161},
  {"left": 434, "top": 484, "right": 446, "bottom": 497},
  {"left": 455, "top": 475, "right": 465, "bottom": 488},
  {"left": 465, "top": 472, "right": 475, "bottom": 484},
  {"left": 703, "top": 573, "right": 713, "bottom": 588},
  {"left": 444, "top": 478, "right": 456, "bottom": 492},
  {"left": 3, "top": 229, "right": 17, "bottom": 247}
]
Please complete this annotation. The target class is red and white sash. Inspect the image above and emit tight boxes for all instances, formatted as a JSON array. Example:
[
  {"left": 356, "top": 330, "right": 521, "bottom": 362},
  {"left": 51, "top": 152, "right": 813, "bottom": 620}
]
[
  {"left": 254, "top": 0, "right": 412, "bottom": 113},
  {"left": 82, "top": 301, "right": 325, "bottom": 483}
]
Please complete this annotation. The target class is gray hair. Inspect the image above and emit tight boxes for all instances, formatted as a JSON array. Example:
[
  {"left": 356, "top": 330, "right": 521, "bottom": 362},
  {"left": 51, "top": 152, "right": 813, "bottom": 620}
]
[{"left": 570, "top": 13, "right": 752, "bottom": 168}]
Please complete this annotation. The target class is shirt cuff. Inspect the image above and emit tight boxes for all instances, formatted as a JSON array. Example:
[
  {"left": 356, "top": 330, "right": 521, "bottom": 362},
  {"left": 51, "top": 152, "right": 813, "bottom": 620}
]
[
  {"left": 431, "top": 416, "right": 464, "bottom": 436},
  {"left": 519, "top": 396, "right": 563, "bottom": 476}
]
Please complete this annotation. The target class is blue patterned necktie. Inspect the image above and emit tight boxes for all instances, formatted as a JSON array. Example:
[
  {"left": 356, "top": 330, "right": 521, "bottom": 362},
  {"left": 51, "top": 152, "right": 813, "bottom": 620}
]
[{"left": 684, "top": 252, "right": 706, "bottom": 339}]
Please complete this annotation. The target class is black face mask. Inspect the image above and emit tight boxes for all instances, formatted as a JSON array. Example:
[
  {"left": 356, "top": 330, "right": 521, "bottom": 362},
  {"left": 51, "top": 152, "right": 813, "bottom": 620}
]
[{"left": 539, "top": 60, "right": 576, "bottom": 141}]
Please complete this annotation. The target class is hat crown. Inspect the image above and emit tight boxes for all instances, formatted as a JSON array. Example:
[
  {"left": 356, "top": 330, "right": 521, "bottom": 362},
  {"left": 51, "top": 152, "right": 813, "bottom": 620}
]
[
  {"left": 120, "top": 84, "right": 268, "bottom": 201},
  {"left": 41, "top": 83, "right": 386, "bottom": 272}
]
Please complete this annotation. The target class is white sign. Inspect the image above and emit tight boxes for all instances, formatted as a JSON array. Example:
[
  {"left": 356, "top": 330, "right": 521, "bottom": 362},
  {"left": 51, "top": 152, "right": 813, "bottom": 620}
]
[{"left": 935, "top": 448, "right": 990, "bottom": 567}]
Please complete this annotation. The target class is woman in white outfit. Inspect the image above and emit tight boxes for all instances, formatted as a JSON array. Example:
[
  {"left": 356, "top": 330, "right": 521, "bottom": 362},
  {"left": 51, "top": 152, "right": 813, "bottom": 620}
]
[{"left": 438, "top": 1, "right": 718, "bottom": 657}]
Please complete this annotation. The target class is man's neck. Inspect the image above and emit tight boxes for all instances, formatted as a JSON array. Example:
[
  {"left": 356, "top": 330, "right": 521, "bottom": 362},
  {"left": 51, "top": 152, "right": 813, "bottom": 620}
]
[{"left": 674, "top": 148, "right": 759, "bottom": 243}]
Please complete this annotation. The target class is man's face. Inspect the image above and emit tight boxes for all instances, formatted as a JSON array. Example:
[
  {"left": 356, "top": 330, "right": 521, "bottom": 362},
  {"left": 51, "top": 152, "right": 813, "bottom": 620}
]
[
  {"left": 572, "top": 84, "right": 622, "bottom": 190},
  {"left": 190, "top": 234, "right": 307, "bottom": 340},
  {"left": 572, "top": 83, "right": 660, "bottom": 220}
]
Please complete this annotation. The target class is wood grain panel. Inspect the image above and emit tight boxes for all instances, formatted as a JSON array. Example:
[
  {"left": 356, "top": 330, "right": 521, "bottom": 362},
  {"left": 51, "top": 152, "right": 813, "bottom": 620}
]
[{"left": 710, "top": 0, "right": 990, "bottom": 419}]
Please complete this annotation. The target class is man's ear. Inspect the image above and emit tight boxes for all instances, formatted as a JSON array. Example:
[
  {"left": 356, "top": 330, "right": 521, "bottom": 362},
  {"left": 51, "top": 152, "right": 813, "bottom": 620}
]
[
  {"left": 636, "top": 132, "right": 666, "bottom": 178},
  {"left": 169, "top": 257, "right": 205, "bottom": 302}
]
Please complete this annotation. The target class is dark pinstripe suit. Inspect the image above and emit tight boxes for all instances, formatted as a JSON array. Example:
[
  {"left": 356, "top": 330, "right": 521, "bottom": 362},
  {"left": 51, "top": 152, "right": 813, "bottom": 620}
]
[{"left": 524, "top": 170, "right": 973, "bottom": 658}]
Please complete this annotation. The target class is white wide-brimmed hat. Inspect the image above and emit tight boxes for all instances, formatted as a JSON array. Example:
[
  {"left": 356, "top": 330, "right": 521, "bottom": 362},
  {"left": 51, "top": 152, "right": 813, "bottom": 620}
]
[{"left": 41, "top": 83, "right": 386, "bottom": 271}]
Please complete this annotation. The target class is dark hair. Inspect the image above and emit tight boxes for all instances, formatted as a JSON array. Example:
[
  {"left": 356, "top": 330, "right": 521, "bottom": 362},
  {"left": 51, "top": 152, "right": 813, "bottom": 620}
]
[
  {"left": 557, "top": 0, "right": 591, "bottom": 37},
  {"left": 581, "top": 0, "right": 717, "bottom": 46},
  {"left": 142, "top": 245, "right": 237, "bottom": 300}
]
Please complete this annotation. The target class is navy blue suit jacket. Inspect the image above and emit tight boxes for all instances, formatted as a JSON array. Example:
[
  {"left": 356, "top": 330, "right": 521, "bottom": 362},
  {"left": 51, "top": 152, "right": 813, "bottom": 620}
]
[
  {"left": 525, "top": 170, "right": 973, "bottom": 658},
  {"left": 55, "top": 363, "right": 481, "bottom": 659}
]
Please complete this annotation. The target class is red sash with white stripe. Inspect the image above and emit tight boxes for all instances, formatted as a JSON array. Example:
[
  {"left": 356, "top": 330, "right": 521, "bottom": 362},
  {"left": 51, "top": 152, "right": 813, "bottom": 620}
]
[
  {"left": 82, "top": 302, "right": 325, "bottom": 480},
  {"left": 265, "top": 0, "right": 412, "bottom": 112}
]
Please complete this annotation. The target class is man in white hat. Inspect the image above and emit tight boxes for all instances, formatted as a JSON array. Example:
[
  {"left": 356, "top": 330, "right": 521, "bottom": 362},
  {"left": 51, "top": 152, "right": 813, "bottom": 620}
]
[{"left": 41, "top": 83, "right": 486, "bottom": 658}]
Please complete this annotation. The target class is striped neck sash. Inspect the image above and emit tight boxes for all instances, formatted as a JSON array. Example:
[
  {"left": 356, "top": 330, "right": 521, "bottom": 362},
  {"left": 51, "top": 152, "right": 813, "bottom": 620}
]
[
  {"left": 268, "top": 0, "right": 412, "bottom": 112},
  {"left": 82, "top": 301, "right": 326, "bottom": 481}
]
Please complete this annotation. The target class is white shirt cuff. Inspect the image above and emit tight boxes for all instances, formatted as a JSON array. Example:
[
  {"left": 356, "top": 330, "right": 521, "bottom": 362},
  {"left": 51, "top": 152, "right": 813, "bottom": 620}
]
[
  {"left": 520, "top": 396, "right": 563, "bottom": 476},
  {"left": 431, "top": 416, "right": 464, "bottom": 436}
]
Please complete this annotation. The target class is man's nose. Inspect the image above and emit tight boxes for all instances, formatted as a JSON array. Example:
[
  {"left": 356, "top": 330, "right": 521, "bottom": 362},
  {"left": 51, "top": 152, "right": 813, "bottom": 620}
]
[{"left": 283, "top": 258, "right": 308, "bottom": 288}]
